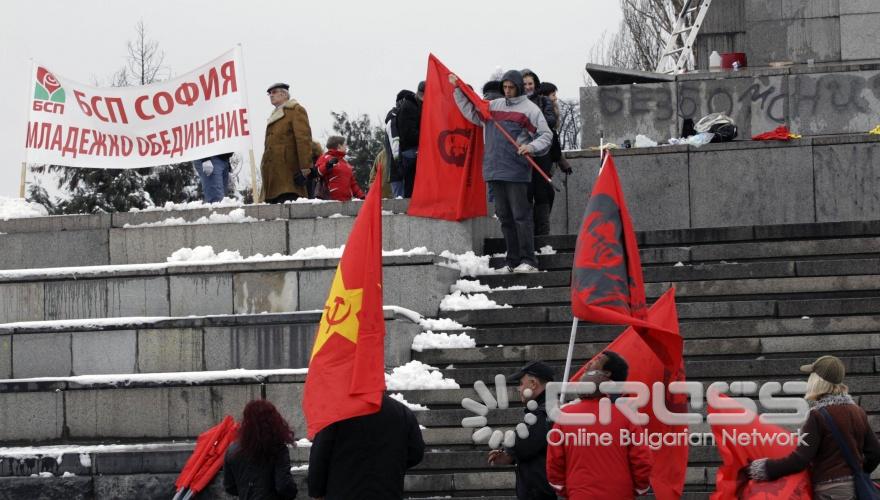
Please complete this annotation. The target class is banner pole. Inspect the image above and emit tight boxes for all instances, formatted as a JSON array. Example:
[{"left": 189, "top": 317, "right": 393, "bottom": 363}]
[
  {"left": 19, "top": 162, "right": 27, "bottom": 198},
  {"left": 559, "top": 317, "right": 580, "bottom": 403},
  {"left": 248, "top": 149, "right": 259, "bottom": 203}
]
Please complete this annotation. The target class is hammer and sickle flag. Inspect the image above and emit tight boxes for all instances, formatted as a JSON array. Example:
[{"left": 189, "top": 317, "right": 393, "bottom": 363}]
[{"left": 303, "top": 163, "right": 386, "bottom": 439}]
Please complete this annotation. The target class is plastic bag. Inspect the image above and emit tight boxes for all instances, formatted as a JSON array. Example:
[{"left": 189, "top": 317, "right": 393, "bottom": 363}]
[
  {"left": 634, "top": 134, "right": 658, "bottom": 147},
  {"left": 686, "top": 132, "right": 715, "bottom": 147}
]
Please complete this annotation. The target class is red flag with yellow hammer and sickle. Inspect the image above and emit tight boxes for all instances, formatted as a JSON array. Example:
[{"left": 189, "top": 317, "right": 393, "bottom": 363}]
[{"left": 303, "top": 164, "right": 386, "bottom": 439}]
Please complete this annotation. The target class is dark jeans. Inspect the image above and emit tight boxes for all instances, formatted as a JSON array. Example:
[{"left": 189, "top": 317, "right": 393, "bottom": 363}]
[
  {"left": 401, "top": 148, "right": 418, "bottom": 198},
  {"left": 529, "top": 154, "right": 555, "bottom": 236},
  {"left": 489, "top": 180, "right": 537, "bottom": 268}
]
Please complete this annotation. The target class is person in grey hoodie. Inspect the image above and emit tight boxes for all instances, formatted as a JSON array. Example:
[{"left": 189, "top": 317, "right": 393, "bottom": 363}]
[{"left": 449, "top": 69, "right": 552, "bottom": 273}]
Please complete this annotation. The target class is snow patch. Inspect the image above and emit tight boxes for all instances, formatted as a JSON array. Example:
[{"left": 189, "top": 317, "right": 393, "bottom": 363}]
[
  {"left": 327, "top": 213, "right": 349, "bottom": 219},
  {"left": 385, "top": 361, "right": 459, "bottom": 390},
  {"left": 295, "top": 438, "right": 312, "bottom": 448},
  {"left": 388, "top": 392, "right": 429, "bottom": 411},
  {"left": 418, "top": 316, "right": 474, "bottom": 331},
  {"left": 440, "top": 291, "right": 512, "bottom": 311},
  {"left": 537, "top": 245, "right": 557, "bottom": 255},
  {"left": 411, "top": 331, "right": 476, "bottom": 352},
  {"left": 450, "top": 279, "right": 540, "bottom": 294},
  {"left": 0, "top": 197, "right": 48, "bottom": 221},
  {"left": 129, "top": 198, "right": 243, "bottom": 212},
  {"left": 290, "top": 464, "right": 309, "bottom": 471},
  {"left": 62, "top": 471, "right": 76, "bottom": 477},
  {"left": 30, "top": 472, "right": 54, "bottom": 478},
  {"left": 123, "top": 208, "right": 258, "bottom": 228},
  {"left": 0, "top": 442, "right": 194, "bottom": 462},
  {"left": 0, "top": 367, "right": 308, "bottom": 387},
  {"left": 438, "top": 251, "right": 500, "bottom": 276}
]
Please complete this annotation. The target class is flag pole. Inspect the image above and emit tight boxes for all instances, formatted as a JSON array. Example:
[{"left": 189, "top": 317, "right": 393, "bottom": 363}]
[
  {"left": 19, "top": 162, "right": 26, "bottom": 198},
  {"left": 490, "top": 121, "right": 560, "bottom": 191},
  {"left": 248, "top": 149, "right": 260, "bottom": 203},
  {"left": 559, "top": 134, "right": 604, "bottom": 403}
]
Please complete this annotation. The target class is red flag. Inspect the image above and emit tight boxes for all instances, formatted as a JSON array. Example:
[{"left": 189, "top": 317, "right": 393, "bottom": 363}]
[
  {"left": 407, "top": 54, "right": 487, "bottom": 221},
  {"left": 709, "top": 396, "right": 812, "bottom": 500},
  {"left": 570, "top": 288, "right": 688, "bottom": 500},
  {"left": 175, "top": 415, "right": 238, "bottom": 494},
  {"left": 303, "top": 163, "right": 386, "bottom": 438},
  {"left": 571, "top": 153, "right": 662, "bottom": 330}
]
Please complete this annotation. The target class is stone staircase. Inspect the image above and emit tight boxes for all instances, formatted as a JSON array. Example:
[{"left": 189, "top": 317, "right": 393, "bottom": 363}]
[{"left": 1, "top": 206, "right": 880, "bottom": 498}]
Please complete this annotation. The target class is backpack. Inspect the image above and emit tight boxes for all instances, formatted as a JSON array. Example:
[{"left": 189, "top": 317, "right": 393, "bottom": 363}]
[{"left": 313, "top": 170, "right": 331, "bottom": 200}]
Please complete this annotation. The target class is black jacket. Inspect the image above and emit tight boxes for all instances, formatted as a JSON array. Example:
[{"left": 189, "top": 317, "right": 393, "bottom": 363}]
[
  {"left": 528, "top": 94, "right": 558, "bottom": 131},
  {"left": 506, "top": 392, "right": 556, "bottom": 500},
  {"left": 395, "top": 90, "right": 422, "bottom": 151},
  {"left": 223, "top": 442, "right": 298, "bottom": 500},
  {"left": 308, "top": 395, "right": 425, "bottom": 500}
]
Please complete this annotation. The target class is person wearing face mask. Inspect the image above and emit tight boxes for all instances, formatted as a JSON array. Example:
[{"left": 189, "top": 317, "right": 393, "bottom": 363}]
[
  {"left": 488, "top": 361, "right": 557, "bottom": 500},
  {"left": 545, "top": 351, "right": 653, "bottom": 500},
  {"left": 521, "top": 69, "right": 558, "bottom": 237}
]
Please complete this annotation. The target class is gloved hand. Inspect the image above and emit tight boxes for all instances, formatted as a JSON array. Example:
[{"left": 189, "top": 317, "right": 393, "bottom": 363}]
[
  {"left": 201, "top": 160, "right": 214, "bottom": 176},
  {"left": 326, "top": 158, "right": 339, "bottom": 170}
]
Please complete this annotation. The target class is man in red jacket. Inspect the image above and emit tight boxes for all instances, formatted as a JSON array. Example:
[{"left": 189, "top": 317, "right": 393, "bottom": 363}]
[
  {"left": 316, "top": 136, "right": 365, "bottom": 201},
  {"left": 546, "top": 351, "right": 653, "bottom": 499}
]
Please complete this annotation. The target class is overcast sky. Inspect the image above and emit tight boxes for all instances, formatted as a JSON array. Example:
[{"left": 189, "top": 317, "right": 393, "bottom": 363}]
[{"left": 0, "top": 0, "right": 620, "bottom": 199}]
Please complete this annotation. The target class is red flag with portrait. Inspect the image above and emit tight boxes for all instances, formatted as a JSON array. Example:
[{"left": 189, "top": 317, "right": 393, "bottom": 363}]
[
  {"left": 571, "top": 152, "right": 666, "bottom": 331},
  {"left": 407, "top": 54, "right": 487, "bottom": 221}
]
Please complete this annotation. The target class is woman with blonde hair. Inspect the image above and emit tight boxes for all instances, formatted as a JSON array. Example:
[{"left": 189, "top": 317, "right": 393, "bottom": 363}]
[{"left": 747, "top": 355, "right": 880, "bottom": 499}]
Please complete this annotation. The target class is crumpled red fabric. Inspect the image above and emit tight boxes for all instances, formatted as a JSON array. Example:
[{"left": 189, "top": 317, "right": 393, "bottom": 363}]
[{"left": 752, "top": 126, "right": 799, "bottom": 141}]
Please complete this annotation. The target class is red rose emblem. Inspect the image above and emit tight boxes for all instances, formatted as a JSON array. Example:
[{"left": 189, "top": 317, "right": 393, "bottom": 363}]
[{"left": 37, "top": 67, "right": 61, "bottom": 95}]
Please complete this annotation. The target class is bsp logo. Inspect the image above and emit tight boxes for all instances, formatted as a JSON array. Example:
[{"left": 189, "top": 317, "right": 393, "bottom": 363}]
[{"left": 33, "top": 67, "right": 65, "bottom": 114}]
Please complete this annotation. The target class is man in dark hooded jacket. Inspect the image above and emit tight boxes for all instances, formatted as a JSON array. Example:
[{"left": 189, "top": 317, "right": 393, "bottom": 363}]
[
  {"left": 395, "top": 88, "right": 422, "bottom": 198},
  {"left": 308, "top": 394, "right": 425, "bottom": 500},
  {"left": 522, "top": 69, "right": 559, "bottom": 237}
]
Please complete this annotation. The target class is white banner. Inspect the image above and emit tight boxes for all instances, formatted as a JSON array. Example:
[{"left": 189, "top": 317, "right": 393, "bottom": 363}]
[{"left": 25, "top": 47, "right": 252, "bottom": 169}]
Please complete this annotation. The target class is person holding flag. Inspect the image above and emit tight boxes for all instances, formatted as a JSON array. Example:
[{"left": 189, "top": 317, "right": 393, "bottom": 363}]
[
  {"left": 302, "top": 161, "right": 425, "bottom": 499},
  {"left": 449, "top": 69, "right": 552, "bottom": 273}
]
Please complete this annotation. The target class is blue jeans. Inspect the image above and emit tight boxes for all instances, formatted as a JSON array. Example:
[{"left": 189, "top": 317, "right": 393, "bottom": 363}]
[
  {"left": 390, "top": 181, "right": 405, "bottom": 198},
  {"left": 400, "top": 148, "right": 418, "bottom": 198},
  {"left": 193, "top": 155, "right": 230, "bottom": 203}
]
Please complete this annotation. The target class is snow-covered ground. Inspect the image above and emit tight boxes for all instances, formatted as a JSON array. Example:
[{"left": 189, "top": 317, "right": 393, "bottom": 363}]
[
  {"left": 411, "top": 331, "right": 476, "bottom": 352},
  {"left": 439, "top": 291, "right": 512, "bottom": 311},
  {"left": 0, "top": 197, "right": 48, "bottom": 221},
  {"left": 388, "top": 392, "right": 430, "bottom": 411},
  {"left": 166, "top": 244, "right": 433, "bottom": 264},
  {"left": 0, "top": 367, "right": 308, "bottom": 387},
  {"left": 0, "top": 442, "right": 193, "bottom": 463},
  {"left": 438, "top": 251, "right": 500, "bottom": 276},
  {"left": 451, "top": 279, "right": 541, "bottom": 294},
  {"left": 385, "top": 360, "right": 459, "bottom": 390},
  {"left": 123, "top": 208, "right": 258, "bottom": 228},
  {"left": 129, "top": 197, "right": 244, "bottom": 212}
]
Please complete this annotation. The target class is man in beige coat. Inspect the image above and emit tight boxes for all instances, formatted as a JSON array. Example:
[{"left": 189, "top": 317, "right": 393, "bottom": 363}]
[{"left": 260, "top": 83, "right": 313, "bottom": 203}]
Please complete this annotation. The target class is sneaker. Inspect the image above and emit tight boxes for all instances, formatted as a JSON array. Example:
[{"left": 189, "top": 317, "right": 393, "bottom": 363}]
[
  {"left": 496, "top": 265, "right": 514, "bottom": 273},
  {"left": 513, "top": 263, "right": 539, "bottom": 273}
]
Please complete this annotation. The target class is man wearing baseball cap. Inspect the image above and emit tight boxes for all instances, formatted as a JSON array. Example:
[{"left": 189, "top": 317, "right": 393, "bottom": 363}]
[{"left": 488, "top": 361, "right": 556, "bottom": 500}]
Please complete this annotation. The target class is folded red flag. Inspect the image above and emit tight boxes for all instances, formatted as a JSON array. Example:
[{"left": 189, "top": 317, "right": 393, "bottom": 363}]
[
  {"left": 407, "top": 54, "right": 487, "bottom": 221},
  {"left": 752, "top": 125, "right": 797, "bottom": 141},
  {"left": 709, "top": 395, "right": 812, "bottom": 499},
  {"left": 570, "top": 288, "right": 688, "bottom": 500}
]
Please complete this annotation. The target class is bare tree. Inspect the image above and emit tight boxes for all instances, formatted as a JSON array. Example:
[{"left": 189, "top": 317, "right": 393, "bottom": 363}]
[
  {"left": 557, "top": 99, "right": 581, "bottom": 150},
  {"left": 588, "top": 0, "right": 685, "bottom": 76},
  {"left": 118, "top": 20, "right": 170, "bottom": 85}
]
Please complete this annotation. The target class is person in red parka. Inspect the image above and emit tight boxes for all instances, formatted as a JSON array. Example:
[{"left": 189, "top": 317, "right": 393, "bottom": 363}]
[
  {"left": 546, "top": 351, "right": 653, "bottom": 499},
  {"left": 316, "top": 135, "right": 365, "bottom": 201}
]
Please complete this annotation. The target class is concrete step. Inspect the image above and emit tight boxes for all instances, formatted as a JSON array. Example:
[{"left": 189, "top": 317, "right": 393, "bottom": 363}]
[
  {"left": 440, "top": 297, "right": 880, "bottom": 326},
  {"left": 474, "top": 258, "right": 880, "bottom": 289},
  {"left": 415, "top": 333, "right": 880, "bottom": 365},
  {"left": 0, "top": 310, "right": 419, "bottom": 380},
  {"left": 480, "top": 275, "right": 880, "bottom": 307},
  {"left": 482, "top": 220, "right": 880, "bottom": 254},
  {"left": 0, "top": 254, "right": 456, "bottom": 323},
  {"left": 452, "top": 315, "right": 880, "bottom": 345}
]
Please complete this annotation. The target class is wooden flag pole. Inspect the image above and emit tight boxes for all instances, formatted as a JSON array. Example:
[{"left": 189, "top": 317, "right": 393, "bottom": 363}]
[
  {"left": 19, "top": 162, "right": 26, "bottom": 198},
  {"left": 248, "top": 149, "right": 259, "bottom": 203}
]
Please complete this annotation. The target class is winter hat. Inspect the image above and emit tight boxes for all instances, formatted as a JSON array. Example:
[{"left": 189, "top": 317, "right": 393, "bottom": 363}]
[
  {"left": 500, "top": 70, "right": 524, "bottom": 97},
  {"left": 538, "top": 81, "right": 558, "bottom": 96},
  {"left": 800, "top": 355, "right": 845, "bottom": 384}
]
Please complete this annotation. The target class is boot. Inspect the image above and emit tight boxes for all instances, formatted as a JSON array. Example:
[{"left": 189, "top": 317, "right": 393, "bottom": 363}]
[{"left": 534, "top": 203, "right": 551, "bottom": 236}]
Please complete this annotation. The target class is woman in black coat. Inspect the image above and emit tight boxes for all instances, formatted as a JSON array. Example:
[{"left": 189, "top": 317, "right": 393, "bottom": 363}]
[{"left": 223, "top": 400, "right": 298, "bottom": 500}]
